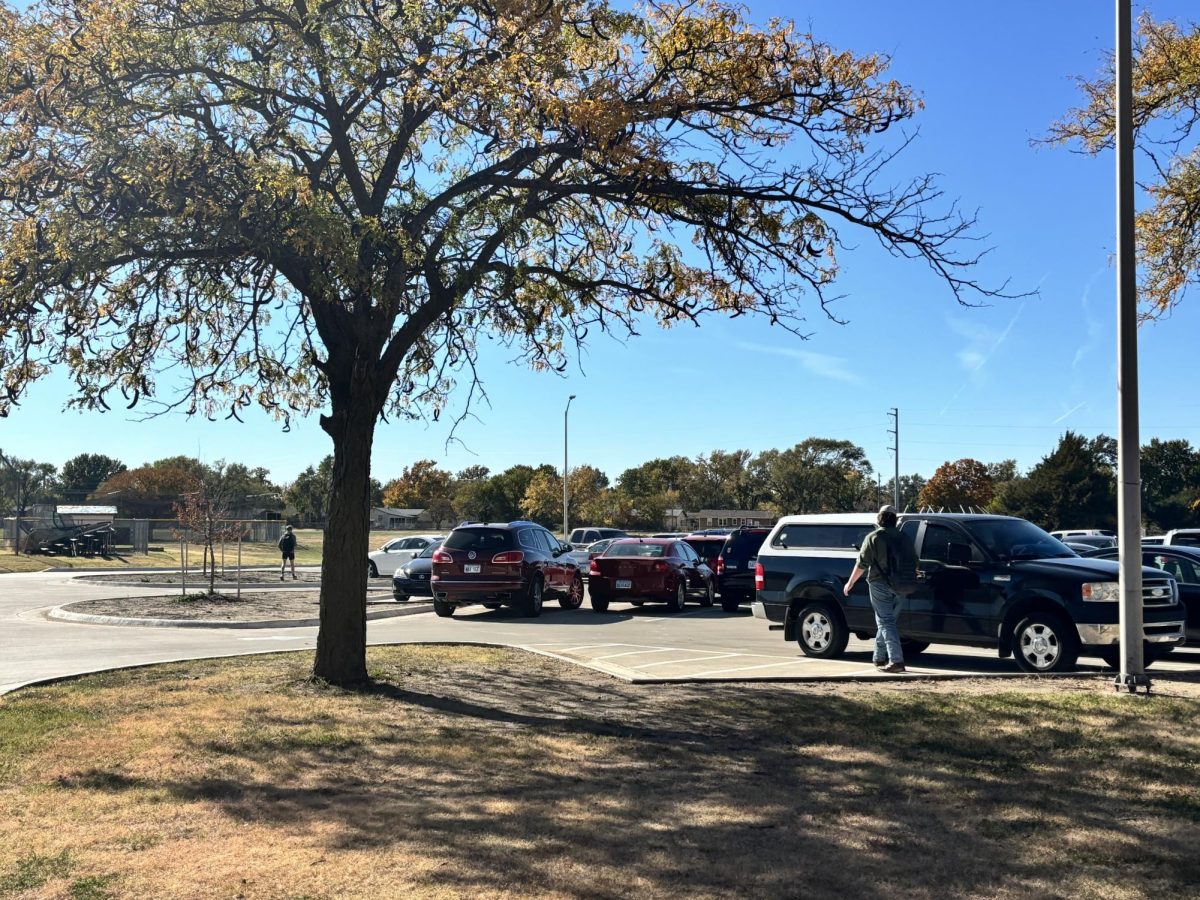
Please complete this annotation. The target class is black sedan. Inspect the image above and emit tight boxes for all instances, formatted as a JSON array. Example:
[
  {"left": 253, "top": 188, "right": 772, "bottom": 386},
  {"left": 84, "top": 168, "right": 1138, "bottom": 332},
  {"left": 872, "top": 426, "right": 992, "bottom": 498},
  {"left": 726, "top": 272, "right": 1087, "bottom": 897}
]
[
  {"left": 393, "top": 539, "right": 443, "bottom": 601},
  {"left": 1081, "top": 545, "right": 1200, "bottom": 641}
]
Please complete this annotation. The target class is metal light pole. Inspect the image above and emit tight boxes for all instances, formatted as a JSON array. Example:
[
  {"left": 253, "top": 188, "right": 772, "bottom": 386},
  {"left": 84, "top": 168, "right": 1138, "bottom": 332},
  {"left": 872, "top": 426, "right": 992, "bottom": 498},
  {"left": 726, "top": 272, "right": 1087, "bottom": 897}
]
[
  {"left": 1116, "top": 0, "right": 1148, "bottom": 692},
  {"left": 563, "top": 394, "right": 576, "bottom": 538}
]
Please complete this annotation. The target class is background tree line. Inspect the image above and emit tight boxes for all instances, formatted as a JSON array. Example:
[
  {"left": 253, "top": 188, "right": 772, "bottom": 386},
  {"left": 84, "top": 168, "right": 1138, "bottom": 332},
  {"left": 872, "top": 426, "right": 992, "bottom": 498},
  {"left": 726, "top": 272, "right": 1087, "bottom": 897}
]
[{"left": 6, "top": 430, "right": 1200, "bottom": 534}]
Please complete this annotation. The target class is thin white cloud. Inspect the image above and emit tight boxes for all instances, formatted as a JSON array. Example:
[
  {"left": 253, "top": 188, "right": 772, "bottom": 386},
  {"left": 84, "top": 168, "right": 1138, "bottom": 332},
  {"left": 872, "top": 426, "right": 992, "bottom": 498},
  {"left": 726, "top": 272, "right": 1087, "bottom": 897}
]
[
  {"left": 939, "top": 301, "right": 1026, "bottom": 414},
  {"left": 734, "top": 341, "right": 864, "bottom": 384},
  {"left": 1052, "top": 400, "right": 1087, "bottom": 424},
  {"left": 1072, "top": 267, "right": 1107, "bottom": 372}
]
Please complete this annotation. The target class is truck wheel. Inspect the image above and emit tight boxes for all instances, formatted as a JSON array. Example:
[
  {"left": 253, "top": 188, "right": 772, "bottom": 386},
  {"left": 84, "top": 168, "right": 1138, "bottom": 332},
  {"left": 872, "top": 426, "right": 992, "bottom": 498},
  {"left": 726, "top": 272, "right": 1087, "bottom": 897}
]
[
  {"left": 700, "top": 581, "right": 715, "bottom": 608},
  {"left": 520, "top": 577, "right": 544, "bottom": 618},
  {"left": 433, "top": 599, "right": 455, "bottom": 618},
  {"left": 1013, "top": 612, "right": 1079, "bottom": 673},
  {"left": 591, "top": 593, "right": 610, "bottom": 613},
  {"left": 795, "top": 601, "right": 849, "bottom": 659},
  {"left": 560, "top": 576, "right": 584, "bottom": 609},
  {"left": 899, "top": 640, "right": 929, "bottom": 656},
  {"left": 721, "top": 594, "right": 741, "bottom": 613},
  {"left": 666, "top": 582, "right": 685, "bottom": 613}
]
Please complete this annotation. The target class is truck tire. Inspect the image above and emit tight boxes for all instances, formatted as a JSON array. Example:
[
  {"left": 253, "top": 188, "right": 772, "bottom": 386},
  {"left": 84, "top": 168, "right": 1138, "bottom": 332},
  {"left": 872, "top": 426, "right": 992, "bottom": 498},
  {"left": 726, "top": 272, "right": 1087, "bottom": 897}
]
[
  {"left": 433, "top": 599, "right": 455, "bottom": 618},
  {"left": 795, "top": 601, "right": 849, "bottom": 659},
  {"left": 1012, "top": 611, "right": 1079, "bottom": 673}
]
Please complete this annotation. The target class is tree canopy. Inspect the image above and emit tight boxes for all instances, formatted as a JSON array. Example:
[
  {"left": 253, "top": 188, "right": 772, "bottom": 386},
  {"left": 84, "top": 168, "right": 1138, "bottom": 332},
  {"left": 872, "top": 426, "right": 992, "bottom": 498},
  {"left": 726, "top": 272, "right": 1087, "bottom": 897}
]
[
  {"left": 1050, "top": 14, "right": 1200, "bottom": 316},
  {"left": 0, "top": 0, "right": 1008, "bottom": 682},
  {"left": 917, "top": 458, "right": 994, "bottom": 512}
]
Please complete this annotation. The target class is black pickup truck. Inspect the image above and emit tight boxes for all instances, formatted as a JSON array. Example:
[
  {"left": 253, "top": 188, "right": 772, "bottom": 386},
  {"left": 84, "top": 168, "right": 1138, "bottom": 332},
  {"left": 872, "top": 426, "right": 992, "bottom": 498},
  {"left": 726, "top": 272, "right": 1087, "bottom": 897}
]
[{"left": 752, "top": 512, "right": 1186, "bottom": 672}]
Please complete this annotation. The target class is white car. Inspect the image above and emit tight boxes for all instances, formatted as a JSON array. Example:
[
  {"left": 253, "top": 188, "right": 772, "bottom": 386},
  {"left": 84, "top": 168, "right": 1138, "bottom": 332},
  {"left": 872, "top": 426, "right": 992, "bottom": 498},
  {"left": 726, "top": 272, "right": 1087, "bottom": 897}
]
[{"left": 368, "top": 534, "right": 443, "bottom": 577}]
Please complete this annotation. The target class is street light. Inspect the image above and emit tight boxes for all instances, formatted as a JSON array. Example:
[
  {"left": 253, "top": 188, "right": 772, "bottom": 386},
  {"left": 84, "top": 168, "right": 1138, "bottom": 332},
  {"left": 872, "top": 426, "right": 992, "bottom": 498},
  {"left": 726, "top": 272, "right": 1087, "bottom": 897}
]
[{"left": 563, "top": 394, "right": 576, "bottom": 538}]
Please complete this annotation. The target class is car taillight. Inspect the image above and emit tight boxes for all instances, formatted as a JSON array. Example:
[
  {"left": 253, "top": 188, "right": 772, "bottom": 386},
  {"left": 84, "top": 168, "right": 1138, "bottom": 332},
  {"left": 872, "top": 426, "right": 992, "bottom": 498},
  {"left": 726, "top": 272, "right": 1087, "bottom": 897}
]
[
  {"left": 716, "top": 556, "right": 725, "bottom": 575},
  {"left": 432, "top": 549, "right": 452, "bottom": 563},
  {"left": 653, "top": 561, "right": 669, "bottom": 572},
  {"left": 754, "top": 562, "right": 764, "bottom": 591},
  {"left": 492, "top": 550, "right": 524, "bottom": 564},
  {"left": 589, "top": 559, "right": 601, "bottom": 576}
]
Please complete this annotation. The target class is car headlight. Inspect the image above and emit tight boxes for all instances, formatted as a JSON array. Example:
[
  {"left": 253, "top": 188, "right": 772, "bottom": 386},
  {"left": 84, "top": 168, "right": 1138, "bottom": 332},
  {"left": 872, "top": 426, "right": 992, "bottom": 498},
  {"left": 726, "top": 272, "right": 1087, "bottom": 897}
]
[{"left": 1081, "top": 581, "right": 1120, "bottom": 602}]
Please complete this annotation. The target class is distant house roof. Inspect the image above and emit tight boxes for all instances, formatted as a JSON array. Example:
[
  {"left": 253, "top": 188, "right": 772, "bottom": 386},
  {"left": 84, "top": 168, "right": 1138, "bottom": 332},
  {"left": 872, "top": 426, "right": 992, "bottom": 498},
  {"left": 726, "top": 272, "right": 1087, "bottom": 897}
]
[
  {"left": 57, "top": 505, "right": 118, "bottom": 515},
  {"left": 373, "top": 507, "right": 426, "bottom": 517}
]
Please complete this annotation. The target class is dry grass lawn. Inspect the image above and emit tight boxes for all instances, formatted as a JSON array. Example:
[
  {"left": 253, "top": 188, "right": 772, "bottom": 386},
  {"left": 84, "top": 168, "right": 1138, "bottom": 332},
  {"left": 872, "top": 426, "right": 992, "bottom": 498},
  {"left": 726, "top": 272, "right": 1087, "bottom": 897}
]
[
  {"left": 0, "top": 529, "right": 420, "bottom": 574},
  {"left": 0, "top": 647, "right": 1198, "bottom": 899}
]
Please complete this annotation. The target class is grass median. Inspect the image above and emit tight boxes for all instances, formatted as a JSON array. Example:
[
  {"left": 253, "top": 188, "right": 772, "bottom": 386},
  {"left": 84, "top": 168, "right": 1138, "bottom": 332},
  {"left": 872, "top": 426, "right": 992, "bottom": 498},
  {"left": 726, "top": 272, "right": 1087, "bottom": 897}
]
[
  {"left": 0, "top": 529, "right": 420, "bottom": 574},
  {"left": 1, "top": 647, "right": 1198, "bottom": 898}
]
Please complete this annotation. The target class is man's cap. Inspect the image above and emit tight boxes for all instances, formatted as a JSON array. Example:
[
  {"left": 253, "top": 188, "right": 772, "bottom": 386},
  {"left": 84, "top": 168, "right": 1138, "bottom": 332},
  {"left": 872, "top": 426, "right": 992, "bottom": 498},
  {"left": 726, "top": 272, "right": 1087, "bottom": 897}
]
[
  {"left": 879, "top": 504, "right": 898, "bottom": 515},
  {"left": 285, "top": 525, "right": 293, "bottom": 530}
]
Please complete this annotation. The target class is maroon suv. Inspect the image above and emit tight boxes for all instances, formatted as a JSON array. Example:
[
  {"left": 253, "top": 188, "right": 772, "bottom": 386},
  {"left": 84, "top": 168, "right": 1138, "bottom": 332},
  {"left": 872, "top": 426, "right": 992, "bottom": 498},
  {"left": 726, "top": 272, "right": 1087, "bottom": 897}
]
[{"left": 431, "top": 521, "right": 584, "bottom": 618}]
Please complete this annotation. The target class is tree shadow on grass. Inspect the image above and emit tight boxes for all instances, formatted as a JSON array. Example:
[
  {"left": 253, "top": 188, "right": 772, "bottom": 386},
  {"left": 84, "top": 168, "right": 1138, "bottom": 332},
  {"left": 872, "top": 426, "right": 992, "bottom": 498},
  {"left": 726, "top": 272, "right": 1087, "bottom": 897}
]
[{"left": 56, "top": 658, "right": 1200, "bottom": 899}]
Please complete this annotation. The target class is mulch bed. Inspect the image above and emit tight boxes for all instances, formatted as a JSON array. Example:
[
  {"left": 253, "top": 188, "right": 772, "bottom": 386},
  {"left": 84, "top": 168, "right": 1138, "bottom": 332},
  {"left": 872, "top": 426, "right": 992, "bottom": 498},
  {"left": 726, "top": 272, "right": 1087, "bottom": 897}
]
[{"left": 61, "top": 589, "right": 423, "bottom": 622}]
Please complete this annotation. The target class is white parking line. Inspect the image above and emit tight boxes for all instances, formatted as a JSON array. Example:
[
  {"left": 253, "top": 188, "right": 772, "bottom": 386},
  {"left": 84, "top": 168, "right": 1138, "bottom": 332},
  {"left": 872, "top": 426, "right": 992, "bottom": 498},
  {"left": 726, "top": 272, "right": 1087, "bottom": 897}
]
[
  {"left": 592, "top": 648, "right": 677, "bottom": 661},
  {"left": 549, "top": 643, "right": 624, "bottom": 653},
  {"left": 690, "top": 659, "right": 814, "bottom": 677},
  {"left": 631, "top": 653, "right": 741, "bottom": 670}
]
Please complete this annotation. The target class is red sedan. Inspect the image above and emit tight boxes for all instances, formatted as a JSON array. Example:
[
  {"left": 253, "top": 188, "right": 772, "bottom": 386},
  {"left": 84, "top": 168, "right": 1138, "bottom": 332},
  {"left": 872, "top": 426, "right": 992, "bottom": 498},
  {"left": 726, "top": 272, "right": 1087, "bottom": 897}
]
[{"left": 588, "top": 538, "right": 715, "bottom": 612}]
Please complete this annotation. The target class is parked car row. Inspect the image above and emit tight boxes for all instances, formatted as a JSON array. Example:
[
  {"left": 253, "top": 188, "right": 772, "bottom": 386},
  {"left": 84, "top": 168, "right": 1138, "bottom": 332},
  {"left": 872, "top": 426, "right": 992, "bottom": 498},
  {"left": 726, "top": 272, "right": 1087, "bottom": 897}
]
[{"left": 379, "top": 512, "right": 1190, "bottom": 676}]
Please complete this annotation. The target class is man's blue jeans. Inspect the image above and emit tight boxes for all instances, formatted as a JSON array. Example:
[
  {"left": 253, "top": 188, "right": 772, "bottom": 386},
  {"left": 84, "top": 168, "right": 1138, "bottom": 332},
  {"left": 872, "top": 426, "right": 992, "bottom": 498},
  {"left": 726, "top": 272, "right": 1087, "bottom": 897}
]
[{"left": 868, "top": 580, "right": 904, "bottom": 665}]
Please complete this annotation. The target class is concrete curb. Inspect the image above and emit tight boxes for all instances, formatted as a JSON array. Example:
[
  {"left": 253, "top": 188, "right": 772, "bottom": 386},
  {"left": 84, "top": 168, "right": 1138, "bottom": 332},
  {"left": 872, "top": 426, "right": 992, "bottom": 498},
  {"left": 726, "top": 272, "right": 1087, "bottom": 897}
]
[{"left": 47, "top": 602, "right": 433, "bottom": 630}]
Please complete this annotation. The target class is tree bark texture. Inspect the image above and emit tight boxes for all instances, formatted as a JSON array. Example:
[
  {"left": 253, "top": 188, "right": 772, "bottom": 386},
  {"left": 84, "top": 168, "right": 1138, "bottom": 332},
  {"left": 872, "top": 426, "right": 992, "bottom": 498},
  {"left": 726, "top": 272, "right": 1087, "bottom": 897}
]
[{"left": 312, "top": 378, "right": 378, "bottom": 685}]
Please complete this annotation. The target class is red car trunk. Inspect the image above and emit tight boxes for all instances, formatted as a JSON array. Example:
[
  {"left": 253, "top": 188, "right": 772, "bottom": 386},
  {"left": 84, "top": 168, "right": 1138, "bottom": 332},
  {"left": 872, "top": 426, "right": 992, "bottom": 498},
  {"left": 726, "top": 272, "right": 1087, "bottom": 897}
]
[{"left": 591, "top": 552, "right": 676, "bottom": 596}]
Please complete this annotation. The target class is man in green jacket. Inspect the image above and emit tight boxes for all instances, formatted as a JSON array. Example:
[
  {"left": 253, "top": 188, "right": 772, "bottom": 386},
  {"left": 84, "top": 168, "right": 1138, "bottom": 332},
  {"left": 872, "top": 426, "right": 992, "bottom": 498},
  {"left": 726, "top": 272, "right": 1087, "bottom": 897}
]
[{"left": 843, "top": 505, "right": 910, "bottom": 673}]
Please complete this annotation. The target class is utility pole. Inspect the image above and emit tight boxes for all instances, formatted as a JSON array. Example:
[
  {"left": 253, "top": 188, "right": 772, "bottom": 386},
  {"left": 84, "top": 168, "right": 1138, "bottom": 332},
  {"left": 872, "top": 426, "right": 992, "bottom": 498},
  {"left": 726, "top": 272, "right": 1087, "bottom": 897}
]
[
  {"left": 1115, "top": 0, "right": 1148, "bottom": 692},
  {"left": 887, "top": 408, "right": 900, "bottom": 509},
  {"left": 563, "top": 394, "right": 576, "bottom": 538}
]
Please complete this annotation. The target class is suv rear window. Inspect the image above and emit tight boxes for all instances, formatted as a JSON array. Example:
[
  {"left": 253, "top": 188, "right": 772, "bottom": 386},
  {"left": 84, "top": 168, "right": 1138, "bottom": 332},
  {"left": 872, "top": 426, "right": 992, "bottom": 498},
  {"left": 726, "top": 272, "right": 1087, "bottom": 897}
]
[
  {"left": 723, "top": 529, "right": 769, "bottom": 559},
  {"left": 685, "top": 537, "right": 725, "bottom": 556},
  {"left": 443, "top": 528, "right": 515, "bottom": 552},
  {"left": 771, "top": 524, "right": 870, "bottom": 550}
]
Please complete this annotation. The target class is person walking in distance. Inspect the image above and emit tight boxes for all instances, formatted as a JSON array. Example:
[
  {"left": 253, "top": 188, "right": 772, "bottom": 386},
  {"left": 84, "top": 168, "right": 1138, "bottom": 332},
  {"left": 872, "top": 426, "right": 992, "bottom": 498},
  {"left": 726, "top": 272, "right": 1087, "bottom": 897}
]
[
  {"left": 843, "top": 505, "right": 914, "bottom": 673},
  {"left": 278, "top": 525, "right": 298, "bottom": 581}
]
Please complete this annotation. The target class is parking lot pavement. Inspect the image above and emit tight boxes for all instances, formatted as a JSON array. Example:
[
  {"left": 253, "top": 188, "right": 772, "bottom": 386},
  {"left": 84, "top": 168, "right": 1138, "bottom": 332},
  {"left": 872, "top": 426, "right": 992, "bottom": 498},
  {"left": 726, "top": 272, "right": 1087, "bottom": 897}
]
[
  {"left": 373, "top": 602, "right": 1200, "bottom": 683},
  {"left": 5, "top": 571, "right": 1199, "bottom": 691}
]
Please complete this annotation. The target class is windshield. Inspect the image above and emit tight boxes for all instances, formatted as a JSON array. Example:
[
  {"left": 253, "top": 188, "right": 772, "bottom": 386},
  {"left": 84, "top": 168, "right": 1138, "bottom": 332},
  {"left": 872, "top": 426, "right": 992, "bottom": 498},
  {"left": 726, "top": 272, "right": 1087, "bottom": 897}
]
[
  {"left": 685, "top": 538, "right": 723, "bottom": 557},
  {"left": 417, "top": 540, "right": 444, "bottom": 559},
  {"left": 605, "top": 542, "right": 667, "bottom": 558},
  {"left": 964, "top": 519, "right": 1077, "bottom": 561}
]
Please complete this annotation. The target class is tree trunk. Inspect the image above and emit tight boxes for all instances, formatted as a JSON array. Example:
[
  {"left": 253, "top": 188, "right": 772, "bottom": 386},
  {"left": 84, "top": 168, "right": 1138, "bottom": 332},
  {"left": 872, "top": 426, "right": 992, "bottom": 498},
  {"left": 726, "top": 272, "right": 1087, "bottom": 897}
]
[{"left": 312, "top": 380, "right": 377, "bottom": 685}]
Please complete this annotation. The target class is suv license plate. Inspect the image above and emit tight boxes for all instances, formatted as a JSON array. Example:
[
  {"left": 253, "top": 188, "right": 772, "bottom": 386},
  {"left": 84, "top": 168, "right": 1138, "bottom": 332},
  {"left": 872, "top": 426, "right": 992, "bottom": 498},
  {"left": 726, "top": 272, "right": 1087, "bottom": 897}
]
[
  {"left": 616, "top": 579, "right": 632, "bottom": 589},
  {"left": 464, "top": 564, "right": 481, "bottom": 574}
]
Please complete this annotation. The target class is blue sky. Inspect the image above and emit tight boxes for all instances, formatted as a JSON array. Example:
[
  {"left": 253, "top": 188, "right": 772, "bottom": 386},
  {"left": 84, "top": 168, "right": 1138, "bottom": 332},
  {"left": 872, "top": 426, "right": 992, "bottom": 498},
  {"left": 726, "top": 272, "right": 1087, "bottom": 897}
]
[{"left": 3, "top": 0, "right": 1197, "bottom": 487}]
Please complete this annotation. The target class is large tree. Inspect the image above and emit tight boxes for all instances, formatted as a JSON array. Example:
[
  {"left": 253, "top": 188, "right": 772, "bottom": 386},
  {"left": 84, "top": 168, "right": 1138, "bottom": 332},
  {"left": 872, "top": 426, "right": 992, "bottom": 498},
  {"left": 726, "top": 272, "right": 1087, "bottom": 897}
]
[
  {"left": 756, "top": 438, "right": 874, "bottom": 515},
  {"left": 58, "top": 453, "right": 128, "bottom": 502},
  {"left": 1050, "top": 14, "right": 1200, "bottom": 316},
  {"left": 917, "top": 458, "right": 994, "bottom": 512},
  {"left": 0, "top": 0, "right": 1006, "bottom": 683},
  {"left": 992, "top": 432, "right": 1116, "bottom": 531}
]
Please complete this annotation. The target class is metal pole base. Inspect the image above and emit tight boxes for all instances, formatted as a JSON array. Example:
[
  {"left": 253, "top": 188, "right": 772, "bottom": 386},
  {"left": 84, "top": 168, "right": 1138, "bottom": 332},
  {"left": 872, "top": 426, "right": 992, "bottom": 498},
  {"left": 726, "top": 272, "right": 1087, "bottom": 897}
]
[{"left": 1114, "top": 673, "right": 1152, "bottom": 695}]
